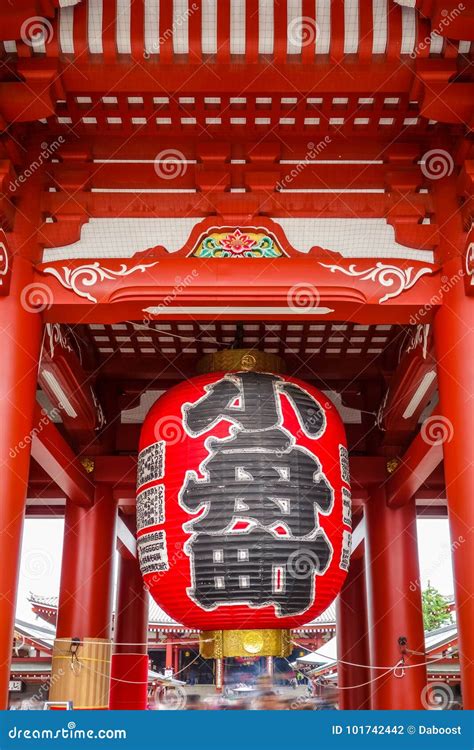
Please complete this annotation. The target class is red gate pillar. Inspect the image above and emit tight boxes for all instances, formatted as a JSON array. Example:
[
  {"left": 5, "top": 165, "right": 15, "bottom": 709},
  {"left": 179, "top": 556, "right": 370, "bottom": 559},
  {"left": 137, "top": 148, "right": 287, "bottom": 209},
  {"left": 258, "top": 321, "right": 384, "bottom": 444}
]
[
  {"left": 364, "top": 489, "right": 426, "bottom": 709},
  {"left": 336, "top": 556, "right": 371, "bottom": 709},
  {"left": 0, "top": 256, "right": 42, "bottom": 709},
  {"left": 165, "top": 642, "right": 173, "bottom": 671},
  {"left": 434, "top": 256, "right": 474, "bottom": 709},
  {"left": 109, "top": 552, "right": 149, "bottom": 710},
  {"left": 49, "top": 484, "right": 117, "bottom": 709},
  {"left": 173, "top": 645, "right": 180, "bottom": 675}
]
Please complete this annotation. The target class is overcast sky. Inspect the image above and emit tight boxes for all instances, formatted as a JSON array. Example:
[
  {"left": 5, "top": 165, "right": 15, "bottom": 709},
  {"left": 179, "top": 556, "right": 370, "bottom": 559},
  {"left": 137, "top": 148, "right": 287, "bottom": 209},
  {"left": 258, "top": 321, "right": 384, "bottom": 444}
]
[{"left": 15, "top": 517, "right": 455, "bottom": 624}]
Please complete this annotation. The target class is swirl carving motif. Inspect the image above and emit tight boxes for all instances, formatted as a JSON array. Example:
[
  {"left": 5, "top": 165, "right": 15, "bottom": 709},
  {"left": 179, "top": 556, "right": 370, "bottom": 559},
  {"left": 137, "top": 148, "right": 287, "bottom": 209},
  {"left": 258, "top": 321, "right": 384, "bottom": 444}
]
[
  {"left": 319, "top": 262, "right": 434, "bottom": 303},
  {"left": 42, "top": 261, "right": 159, "bottom": 303}
]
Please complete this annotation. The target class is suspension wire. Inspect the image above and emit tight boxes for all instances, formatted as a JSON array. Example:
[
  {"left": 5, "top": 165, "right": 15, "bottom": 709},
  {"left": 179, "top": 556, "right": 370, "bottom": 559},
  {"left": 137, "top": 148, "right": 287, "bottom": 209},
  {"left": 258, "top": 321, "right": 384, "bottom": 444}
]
[
  {"left": 52, "top": 637, "right": 210, "bottom": 647},
  {"left": 78, "top": 651, "right": 202, "bottom": 686},
  {"left": 291, "top": 641, "right": 447, "bottom": 671},
  {"left": 285, "top": 657, "right": 400, "bottom": 691},
  {"left": 128, "top": 321, "right": 222, "bottom": 346}
]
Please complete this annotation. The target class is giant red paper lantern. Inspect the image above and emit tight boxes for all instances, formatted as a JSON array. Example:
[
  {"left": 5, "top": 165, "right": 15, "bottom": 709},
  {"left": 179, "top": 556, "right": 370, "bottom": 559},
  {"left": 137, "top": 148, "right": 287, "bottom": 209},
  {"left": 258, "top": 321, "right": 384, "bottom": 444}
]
[{"left": 136, "top": 370, "right": 351, "bottom": 632}]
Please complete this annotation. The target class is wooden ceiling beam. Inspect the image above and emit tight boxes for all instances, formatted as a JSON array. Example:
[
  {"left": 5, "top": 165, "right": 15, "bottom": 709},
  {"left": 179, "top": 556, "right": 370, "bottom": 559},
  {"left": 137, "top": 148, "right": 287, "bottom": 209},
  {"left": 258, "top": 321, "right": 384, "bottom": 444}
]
[
  {"left": 97, "top": 353, "right": 383, "bottom": 384},
  {"left": 30, "top": 403, "right": 94, "bottom": 507},
  {"left": 385, "top": 421, "right": 444, "bottom": 508},
  {"left": 48, "top": 60, "right": 415, "bottom": 95}
]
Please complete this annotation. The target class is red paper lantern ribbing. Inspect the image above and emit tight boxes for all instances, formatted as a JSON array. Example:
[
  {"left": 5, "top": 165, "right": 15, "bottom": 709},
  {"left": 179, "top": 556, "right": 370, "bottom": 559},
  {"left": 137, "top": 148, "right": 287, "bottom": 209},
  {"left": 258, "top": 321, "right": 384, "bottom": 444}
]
[{"left": 136, "top": 370, "right": 351, "bottom": 631}]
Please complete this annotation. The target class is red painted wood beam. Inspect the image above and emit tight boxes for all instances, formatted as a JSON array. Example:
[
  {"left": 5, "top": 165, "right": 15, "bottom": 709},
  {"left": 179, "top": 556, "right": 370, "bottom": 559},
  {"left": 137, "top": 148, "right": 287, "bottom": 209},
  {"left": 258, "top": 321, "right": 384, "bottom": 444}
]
[
  {"left": 36, "top": 250, "right": 441, "bottom": 326},
  {"left": 53, "top": 60, "right": 415, "bottom": 94},
  {"left": 25, "top": 505, "right": 65, "bottom": 518},
  {"left": 34, "top": 133, "right": 431, "bottom": 163},
  {"left": 385, "top": 420, "right": 444, "bottom": 508},
  {"left": 416, "top": 505, "right": 447, "bottom": 519},
  {"left": 416, "top": 1, "right": 474, "bottom": 40},
  {"left": 41, "top": 190, "right": 431, "bottom": 223},
  {"left": 421, "top": 82, "right": 474, "bottom": 126},
  {"left": 30, "top": 402, "right": 94, "bottom": 506},
  {"left": 39, "top": 324, "right": 105, "bottom": 444},
  {"left": 0, "top": 0, "right": 60, "bottom": 41},
  {"left": 380, "top": 327, "right": 437, "bottom": 445},
  {"left": 350, "top": 456, "right": 388, "bottom": 488},
  {"left": 0, "top": 70, "right": 57, "bottom": 123},
  {"left": 100, "top": 355, "right": 383, "bottom": 384},
  {"left": 93, "top": 455, "right": 137, "bottom": 486},
  {"left": 48, "top": 161, "right": 414, "bottom": 192}
]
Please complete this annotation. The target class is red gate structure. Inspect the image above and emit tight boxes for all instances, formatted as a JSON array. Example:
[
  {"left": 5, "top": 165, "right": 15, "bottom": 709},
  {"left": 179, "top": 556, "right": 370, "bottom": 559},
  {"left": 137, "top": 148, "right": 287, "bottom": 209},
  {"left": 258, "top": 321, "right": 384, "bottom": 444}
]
[{"left": 0, "top": 0, "right": 472, "bottom": 711}]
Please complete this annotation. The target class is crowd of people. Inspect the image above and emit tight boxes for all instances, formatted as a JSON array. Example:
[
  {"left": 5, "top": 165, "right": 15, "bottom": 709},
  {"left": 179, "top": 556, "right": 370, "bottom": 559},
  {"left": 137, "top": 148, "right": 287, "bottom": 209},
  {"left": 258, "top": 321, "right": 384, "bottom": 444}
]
[{"left": 154, "top": 675, "right": 338, "bottom": 711}]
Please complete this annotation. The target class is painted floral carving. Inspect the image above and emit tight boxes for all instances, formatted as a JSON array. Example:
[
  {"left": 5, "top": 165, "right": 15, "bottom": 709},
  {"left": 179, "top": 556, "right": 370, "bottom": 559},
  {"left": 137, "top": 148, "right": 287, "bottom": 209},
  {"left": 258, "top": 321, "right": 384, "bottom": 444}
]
[{"left": 193, "top": 229, "right": 283, "bottom": 258}]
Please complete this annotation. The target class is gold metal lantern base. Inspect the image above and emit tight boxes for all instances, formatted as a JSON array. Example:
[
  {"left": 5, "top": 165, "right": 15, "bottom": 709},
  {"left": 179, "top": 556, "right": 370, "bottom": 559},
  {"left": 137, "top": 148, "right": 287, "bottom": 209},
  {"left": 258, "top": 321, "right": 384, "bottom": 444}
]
[
  {"left": 197, "top": 349, "right": 286, "bottom": 375},
  {"left": 200, "top": 629, "right": 292, "bottom": 658}
]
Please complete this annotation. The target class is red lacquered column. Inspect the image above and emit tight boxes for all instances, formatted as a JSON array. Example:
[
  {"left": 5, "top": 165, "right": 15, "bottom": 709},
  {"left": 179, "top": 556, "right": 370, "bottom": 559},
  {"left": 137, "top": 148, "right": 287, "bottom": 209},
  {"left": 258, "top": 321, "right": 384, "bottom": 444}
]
[
  {"left": 165, "top": 641, "right": 173, "bottom": 670},
  {"left": 49, "top": 485, "right": 117, "bottom": 708},
  {"left": 0, "top": 257, "right": 42, "bottom": 709},
  {"left": 336, "top": 556, "right": 371, "bottom": 709},
  {"left": 109, "top": 553, "right": 149, "bottom": 710},
  {"left": 434, "top": 256, "right": 474, "bottom": 709},
  {"left": 364, "top": 489, "right": 426, "bottom": 709}
]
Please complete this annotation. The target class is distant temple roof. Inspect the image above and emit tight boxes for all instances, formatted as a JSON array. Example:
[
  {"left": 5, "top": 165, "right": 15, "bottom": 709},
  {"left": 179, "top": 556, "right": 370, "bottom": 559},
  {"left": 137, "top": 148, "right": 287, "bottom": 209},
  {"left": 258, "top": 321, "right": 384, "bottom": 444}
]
[
  {"left": 297, "top": 620, "right": 460, "bottom": 681},
  {"left": 29, "top": 593, "right": 336, "bottom": 632}
]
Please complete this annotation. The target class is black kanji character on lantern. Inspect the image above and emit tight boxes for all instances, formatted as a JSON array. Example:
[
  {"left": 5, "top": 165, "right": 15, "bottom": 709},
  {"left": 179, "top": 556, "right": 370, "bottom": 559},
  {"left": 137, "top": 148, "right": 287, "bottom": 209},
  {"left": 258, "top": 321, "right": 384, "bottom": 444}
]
[
  {"left": 181, "top": 371, "right": 334, "bottom": 616},
  {"left": 186, "top": 529, "right": 332, "bottom": 616},
  {"left": 279, "top": 383, "right": 326, "bottom": 437},
  {"left": 180, "top": 445, "right": 333, "bottom": 536},
  {"left": 183, "top": 372, "right": 282, "bottom": 435},
  {"left": 182, "top": 372, "right": 326, "bottom": 438}
]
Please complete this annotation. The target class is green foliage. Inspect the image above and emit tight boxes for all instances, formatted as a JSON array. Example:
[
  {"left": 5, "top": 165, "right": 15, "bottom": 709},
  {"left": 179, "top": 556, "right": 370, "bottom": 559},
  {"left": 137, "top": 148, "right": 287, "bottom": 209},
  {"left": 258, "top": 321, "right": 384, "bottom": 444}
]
[{"left": 422, "top": 584, "right": 453, "bottom": 631}]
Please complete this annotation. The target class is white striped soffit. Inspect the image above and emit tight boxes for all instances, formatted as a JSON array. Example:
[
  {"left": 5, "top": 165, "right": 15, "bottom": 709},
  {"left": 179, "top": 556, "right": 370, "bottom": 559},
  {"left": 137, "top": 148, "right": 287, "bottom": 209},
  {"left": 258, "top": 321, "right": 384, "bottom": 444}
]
[
  {"left": 41, "top": 217, "right": 434, "bottom": 263},
  {"left": 3, "top": 0, "right": 472, "bottom": 57}
]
